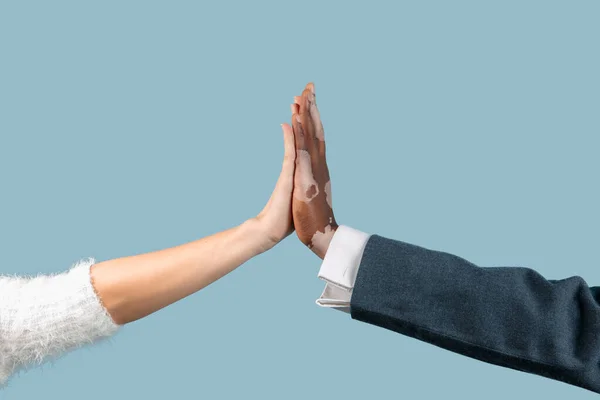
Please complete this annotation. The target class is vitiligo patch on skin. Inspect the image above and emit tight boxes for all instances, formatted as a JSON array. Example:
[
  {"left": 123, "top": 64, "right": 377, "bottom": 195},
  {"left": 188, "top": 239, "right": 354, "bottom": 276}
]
[
  {"left": 311, "top": 224, "right": 335, "bottom": 257},
  {"left": 324, "top": 180, "right": 332, "bottom": 209},
  {"left": 294, "top": 150, "right": 319, "bottom": 202}
]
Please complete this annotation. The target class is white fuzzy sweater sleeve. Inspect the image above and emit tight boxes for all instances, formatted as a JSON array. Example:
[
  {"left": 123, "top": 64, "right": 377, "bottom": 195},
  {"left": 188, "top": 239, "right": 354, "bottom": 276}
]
[{"left": 0, "top": 258, "right": 120, "bottom": 385}]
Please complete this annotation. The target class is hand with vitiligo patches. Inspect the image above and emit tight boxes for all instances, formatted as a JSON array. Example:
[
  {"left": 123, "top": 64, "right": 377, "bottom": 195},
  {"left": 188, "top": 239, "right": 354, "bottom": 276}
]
[{"left": 291, "top": 83, "right": 338, "bottom": 259}]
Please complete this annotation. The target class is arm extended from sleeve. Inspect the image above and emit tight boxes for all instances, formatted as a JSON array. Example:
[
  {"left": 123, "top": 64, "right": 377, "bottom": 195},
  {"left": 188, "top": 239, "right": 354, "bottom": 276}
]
[
  {"left": 0, "top": 219, "right": 271, "bottom": 385},
  {"left": 350, "top": 235, "right": 600, "bottom": 393}
]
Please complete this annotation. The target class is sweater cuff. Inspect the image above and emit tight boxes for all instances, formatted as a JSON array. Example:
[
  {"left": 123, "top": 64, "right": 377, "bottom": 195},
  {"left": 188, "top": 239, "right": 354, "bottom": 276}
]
[{"left": 0, "top": 258, "right": 120, "bottom": 385}]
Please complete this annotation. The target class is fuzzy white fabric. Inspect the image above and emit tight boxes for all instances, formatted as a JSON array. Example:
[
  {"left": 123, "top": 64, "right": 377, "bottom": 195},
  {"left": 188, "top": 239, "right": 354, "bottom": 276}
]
[{"left": 0, "top": 258, "right": 120, "bottom": 385}]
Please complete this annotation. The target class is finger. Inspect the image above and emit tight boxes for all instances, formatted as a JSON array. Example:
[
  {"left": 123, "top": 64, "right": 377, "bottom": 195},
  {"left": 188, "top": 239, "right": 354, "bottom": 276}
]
[
  {"left": 281, "top": 123, "right": 296, "bottom": 174},
  {"left": 292, "top": 106, "right": 307, "bottom": 152},
  {"left": 301, "top": 87, "right": 319, "bottom": 145},
  {"left": 294, "top": 96, "right": 301, "bottom": 105},
  {"left": 306, "top": 83, "right": 325, "bottom": 144},
  {"left": 300, "top": 88, "right": 312, "bottom": 123},
  {"left": 305, "top": 82, "right": 315, "bottom": 95},
  {"left": 305, "top": 83, "right": 326, "bottom": 159},
  {"left": 270, "top": 123, "right": 296, "bottom": 208},
  {"left": 299, "top": 88, "right": 323, "bottom": 168}
]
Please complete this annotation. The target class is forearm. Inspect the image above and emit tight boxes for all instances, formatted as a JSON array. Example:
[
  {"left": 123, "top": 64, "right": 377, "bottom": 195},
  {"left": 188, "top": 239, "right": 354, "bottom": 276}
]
[
  {"left": 91, "top": 219, "right": 267, "bottom": 325},
  {"left": 350, "top": 235, "right": 600, "bottom": 393},
  {"left": 0, "top": 220, "right": 272, "bottom": 384}
]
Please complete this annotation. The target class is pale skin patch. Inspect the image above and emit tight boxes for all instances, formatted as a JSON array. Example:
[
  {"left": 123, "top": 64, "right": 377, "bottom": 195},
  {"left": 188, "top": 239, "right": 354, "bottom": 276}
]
[
  {"left": 310, "top": 224, "right": 335, "bottom": 257},
  {"left": 324, "top": 180, "right": 332, "bottom": 209},
  {"left": 294, "top": 150, "right": 319, "bottom": 202}
]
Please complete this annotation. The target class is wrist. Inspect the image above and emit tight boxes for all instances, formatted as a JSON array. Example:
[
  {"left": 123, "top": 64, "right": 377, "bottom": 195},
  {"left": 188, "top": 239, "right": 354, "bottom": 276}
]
[
  {"left": 311, "top": 223, "right": 338, "bottom": 260},
  {"left": 241, "top": 218, "right": 277, "bottom": 255}
]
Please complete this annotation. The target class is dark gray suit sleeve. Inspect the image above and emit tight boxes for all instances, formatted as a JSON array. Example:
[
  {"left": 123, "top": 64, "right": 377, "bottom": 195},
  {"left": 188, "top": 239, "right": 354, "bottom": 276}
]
[{"left": 350, "top": 235, "right": 600, "bottom": 393}]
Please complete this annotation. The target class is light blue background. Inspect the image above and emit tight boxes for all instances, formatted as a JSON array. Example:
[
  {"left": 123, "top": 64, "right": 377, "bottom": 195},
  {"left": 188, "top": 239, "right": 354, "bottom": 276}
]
[{"left": 1, "top": 1, "right": 599, "bottom": 398}]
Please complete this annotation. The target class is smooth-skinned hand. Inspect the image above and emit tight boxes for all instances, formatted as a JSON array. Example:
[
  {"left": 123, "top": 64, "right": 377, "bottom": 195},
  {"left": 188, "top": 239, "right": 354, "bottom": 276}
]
[{"left": 252, "top": 123, "right": 296, "bottom": 253}]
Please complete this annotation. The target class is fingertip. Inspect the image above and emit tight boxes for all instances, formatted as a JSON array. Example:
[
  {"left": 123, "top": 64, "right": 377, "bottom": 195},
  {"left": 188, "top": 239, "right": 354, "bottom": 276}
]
[
  {"left": 300, "top": 89, "right": 311, "bottom": 111},
  {"left": 281, "top": 122, "right": 292, "bottom": 135}
]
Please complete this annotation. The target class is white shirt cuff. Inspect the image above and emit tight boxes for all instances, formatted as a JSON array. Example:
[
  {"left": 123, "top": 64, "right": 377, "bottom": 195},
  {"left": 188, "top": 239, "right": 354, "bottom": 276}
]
[{"left": 316, "top": 225, "right": 371, "bottom": 311}]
